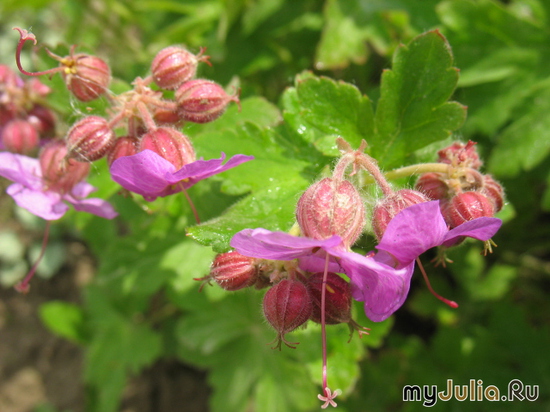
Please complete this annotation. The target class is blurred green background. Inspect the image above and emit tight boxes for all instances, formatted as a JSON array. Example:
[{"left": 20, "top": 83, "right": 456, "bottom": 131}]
[{"left": 1, "top": 0, "right": 549, "bottom": 411}]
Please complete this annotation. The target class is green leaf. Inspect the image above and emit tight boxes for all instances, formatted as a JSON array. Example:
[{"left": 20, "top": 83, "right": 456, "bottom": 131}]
[
  {"left": 488, "top": 82, "right": 550, "bottom": 177},
  {"left": 186, "top": 96, "right": 282, "bottom": 136},
  {"left": 39, "top": 301, "right": 86, "bottom": 344},
  {"left": 372, "top": 30, "right": 466, "bottom": 168},
  {"left": 315, "top": 0, "right": 369, "bottom": 70},
  {"left": 283, "top": 73, "right": 375, "bottom": 155},
  {"left": 187, "top": 179, "right": 308, "bottom": 252}
]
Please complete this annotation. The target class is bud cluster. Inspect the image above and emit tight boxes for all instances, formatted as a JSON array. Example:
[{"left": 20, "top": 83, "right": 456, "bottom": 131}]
[
  {"left": 198, "top": 250, "right": 358, "bottom": 349},
  {"left": 0, "top": 64, "right": 55, "bottom": 154},
  {"left": 414, "top": 141, "right": 505, "bottom": 228},
  {"left": 13, "top": 29, "right": 240, "bottom": 168}
]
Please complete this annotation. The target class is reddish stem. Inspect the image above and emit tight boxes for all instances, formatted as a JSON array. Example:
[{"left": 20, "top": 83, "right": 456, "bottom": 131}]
[
  {"left": 15, "top": 221, "right": 51, "bottom": 293},
  {"left": 13, "top": 27, "right": 64, "bottom": 77},
  {"left": 181, "top": 187, "right": 200, "bottom": 224},
  {"left": 416, "top": 257, "right": 459, "bottom": 308}
]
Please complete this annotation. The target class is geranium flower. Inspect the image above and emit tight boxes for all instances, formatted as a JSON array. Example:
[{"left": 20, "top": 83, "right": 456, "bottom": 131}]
[
  {"left": 230, "top": 201, "right": 502, "bottom": 322},
  {"left": 110, "top": 149, "right": 254, "bottom": 201},
  {"left": 0, "top": 151, "right": 117, "bottom": 220}
]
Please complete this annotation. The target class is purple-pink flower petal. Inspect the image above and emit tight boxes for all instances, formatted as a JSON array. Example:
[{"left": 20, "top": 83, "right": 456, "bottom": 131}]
[
  {"left": 376, "top": 201, "right": 448, "bottom": 268},
  {"left": 329, "top": 248, "right": 415, "bottom": 322},
  {"left": 230, "top": 228, "right": 342, "bottom": 260},
  {"left": 110, "top": 150, "right": 254, "bottom": 201},
  {"left": 110, "top": 150, "right": 176, "bottom": 198},
  {"left": 7, "top": 183, "right": 69, "bottom": 220},
  {"left": 0, "top": 152, "right": 43, "bottom": 189},
  {"left": 168, "top": 153, "right": 255, "bottom": 189},
  {"left": 65, "top": 195, "right": 118, "bottom": 219},
  {"left": 1, "top": 152, "right": 118, "bottom": 220},
  {"left": 443, "top": 216, "right": 502, "bottom": 247}
]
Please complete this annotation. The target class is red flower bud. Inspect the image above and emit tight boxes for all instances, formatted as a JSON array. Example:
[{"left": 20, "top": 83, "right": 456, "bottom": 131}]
[
  {"left": 66, "top": 116, "right": 115, "bottom": 162},
  {"left": 107, "top": 136, "right": 139, "bottom": 166},
  {"left": 151, "top": 46, "right": 210, "bottom": 90},
  {"left": 437, "top": 140, "right": 482, "bottom": 169},
  {"left": 210, "top": 251, "right": 258, "bottom": 291},
  {"left": 62, "top": 53, "right": 111, "bottom": 102},
  {"left": 39, "top": 140, "right": 90, "bottom": 193},
  {"left": 415, "top": 172, "right": 449, "bottom": 201},
  {"left": 372, "top": 189, "right": 429, "bottom": 240},
  {"left": 175, "top": 79, "right": 239, "bottom": 123},
  {"left": 443, "top": 191, "right": 495, "bottom": 228},
  {"left": 139, "top": 127, "right": 195, "bottom": 169},
  {"left": 1, "top": 119, "right": 39, "bottom": 154},
  {"left": 307, "top": 273, "right": 352, "bottom": 325},
  {"left": 296, "top": 178, "right": 365, "bottom": 247},
  {"left": 263, "top": 278, "right": 312, "bottom": 349},
  {"left": 481, "top": 175, "right": 505, "bottom": 213}
]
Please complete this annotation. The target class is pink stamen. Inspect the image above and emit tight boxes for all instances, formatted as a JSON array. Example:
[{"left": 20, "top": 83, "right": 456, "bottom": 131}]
[{"left": 416, "top": 257, "right": 458, "bottom": 308}]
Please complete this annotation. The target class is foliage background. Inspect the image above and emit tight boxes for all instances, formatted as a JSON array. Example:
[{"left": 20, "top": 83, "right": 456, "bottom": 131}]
[{"left": 0, "top": 0, "right": 549, "bottom": 411}]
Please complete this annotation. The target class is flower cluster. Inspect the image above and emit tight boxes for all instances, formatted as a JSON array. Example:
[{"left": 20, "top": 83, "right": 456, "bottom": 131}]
[
  {"left": 12, "top": 28, "right": 251, "bottom": 205},
  {"left": 200, "top": 138, "right": 504, "bottom": 408},
  {"left": 1, "top": 29, "right": 253, "bottom": 291}
]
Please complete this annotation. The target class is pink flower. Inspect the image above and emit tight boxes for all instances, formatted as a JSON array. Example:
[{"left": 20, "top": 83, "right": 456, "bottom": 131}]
[
  {"left": 230, "top": 201, "right": 502, "bottom": 322},
  {"left": 109, "top": 149, "right": 253, "bottom": 201},
  {"left": 0, "top": 152, "right": 117, "bottom": 220}
]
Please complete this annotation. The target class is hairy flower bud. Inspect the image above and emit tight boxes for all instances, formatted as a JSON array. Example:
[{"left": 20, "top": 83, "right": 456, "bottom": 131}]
[
  {"left": 307, "top": 272, "right": 352, "bottom": 325},
  {"left": 210, "top": 251, "right": 258, "bottom": 291},
  {"left": 415, "top": 172, "right": 449, "bottom": 201},
  {"left": 443, "top": 191, "right": 495, "bottom": 229},
  {"left": 139, "top": 127, "right": 195, "bottom": 169},
  {"left": 263, "top": 278, "right": 312, "bottom": 349},
  {"left": 437, "top": 140, "right": 482, "bottom": 169},
  {"left": 1, "top": 119, "right": 39, "bottom": 154},
  {"left": 372, "top": 189, "right": 429, "bottom": 240},
  {"left": 62, "top": 53, "right": 111, "bottom": 101},
  {"left": 39, "top": 140, "right": 90, "bottom": 193},
  {"left": 151, "top": 46, "right": 209, "bottom": 90},
  {"left": 481, "top": 175, "right": 505, "bottom": 213},
  {"left": 66, "top": 116, "right": 115, "bottom": 162},
  {"left": 107, "top": 136, "right": 139, "bottom": 166},
  {"left": 296, "top": 178, "right": 365, "bottom": 247},
  {"left": 175, "top": 79, "right": 239, "bottom": 123}
]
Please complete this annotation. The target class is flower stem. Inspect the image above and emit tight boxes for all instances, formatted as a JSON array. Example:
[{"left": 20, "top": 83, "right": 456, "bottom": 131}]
[
  {"left": 321, "top": 253, "right": 329, "bottom": 392},
  {"left": 182, "top": 187, "right": 200, "bottom": 224},
  {"left": 15, "top": 221, "right": 51, "bottom": 293},
  {"left": 384, "top": 163, "right": 451, "bottom": 181},
  {"left": 13, "top": 28, "right": 64, "bottom": 77},
  {"left": 416, "top": 257, "right": 458, "bottom": 309}
]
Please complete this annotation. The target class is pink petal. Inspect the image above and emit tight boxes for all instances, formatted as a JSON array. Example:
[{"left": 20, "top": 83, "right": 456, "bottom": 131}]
[
  {"left": 376, "top": 201, "right": 448, "bottom": 267},
  {"left": 330, "top": 248, "right": 415, "bottom": 322},
  {"left": 110, "top": 150, "right": 175, "bottom": 199},
  {"left": 0, "top": 152, "right": 43, "bottom": 189},
  {"left": 167, "top": 153, "right": 254, "bottom": 189},
  {"left": 443, "top": 217, "right": 502, "bottom": 247},
  {"left": 65, "top": 195, "right": 118, "bottom": 219},
  {"left": 230, "top": 228, "right": 342, "bottom": 260},
  {"left": 6, "top": 183, "right": 68, "bottom": 220}
]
